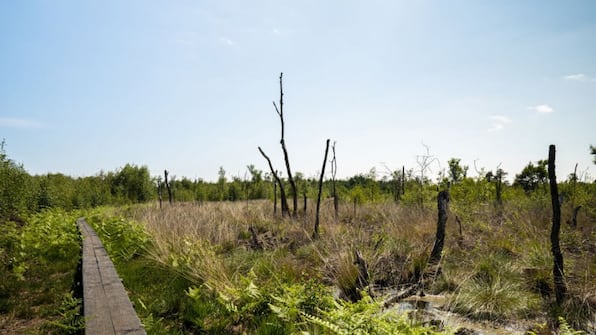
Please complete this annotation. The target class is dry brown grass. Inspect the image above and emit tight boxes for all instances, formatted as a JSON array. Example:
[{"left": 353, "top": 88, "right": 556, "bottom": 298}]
[
  {"left": 125, "top": 200, "right": 442, "bottom": 297},
  {"left": 121, "top": 197, "right": 594, "bottom": 329}
]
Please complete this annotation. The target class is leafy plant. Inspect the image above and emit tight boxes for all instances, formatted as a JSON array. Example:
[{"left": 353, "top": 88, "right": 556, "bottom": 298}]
[
  {"left": 43, "top": 293, "right": 85, "bottom": 334},
  {"left": 0, "top": 209, "right": 83, "bottom": 333},
  {"left": 298, "top": 292, "right": 440, "bottom": 335},
  {"left": 86, "top": 211, "right": 149, "bottom": 262}
]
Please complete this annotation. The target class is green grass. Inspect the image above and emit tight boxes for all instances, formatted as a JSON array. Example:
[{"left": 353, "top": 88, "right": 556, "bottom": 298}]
[{"left": 3, "top": 186, "right": 594, "bottom": 334}]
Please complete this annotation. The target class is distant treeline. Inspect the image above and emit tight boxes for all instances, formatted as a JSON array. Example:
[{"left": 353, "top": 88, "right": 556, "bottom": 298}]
[{"left": 1, "top": 142, "right": 594, "bottom": 220}]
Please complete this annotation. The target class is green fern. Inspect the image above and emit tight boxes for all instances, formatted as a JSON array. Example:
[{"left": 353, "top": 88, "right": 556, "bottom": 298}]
[
  {"left": 558, "top": 317, "right": 586, "bottom": 335},
  {"left": 300, "top": 312, "right": 348, "bottom": 335}
]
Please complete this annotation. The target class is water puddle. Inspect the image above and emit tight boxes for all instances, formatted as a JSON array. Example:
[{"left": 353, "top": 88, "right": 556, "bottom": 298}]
[{"left": 392, "top": 295, "right": 532, "bottom": 334}]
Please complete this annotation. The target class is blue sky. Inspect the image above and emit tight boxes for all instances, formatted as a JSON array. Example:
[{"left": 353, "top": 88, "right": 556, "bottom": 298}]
[{"left": 1, "top": 1, "right": 595, "bottom": 182}]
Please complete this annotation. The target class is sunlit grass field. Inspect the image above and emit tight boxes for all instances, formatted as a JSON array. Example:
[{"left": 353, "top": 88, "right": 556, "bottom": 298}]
[{"left": 1, "top": 193, "right": 594, "bottom": 334}]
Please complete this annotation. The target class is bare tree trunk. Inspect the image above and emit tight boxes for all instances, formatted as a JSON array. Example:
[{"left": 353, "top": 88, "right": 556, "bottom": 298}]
[
  {"left": 429, "top": 189, "right": 449, "bottom": 265},
  {"left": 402, "top": 166, "right": 405, "bottom": 196},
  {"left": 496, "top": 172, "right": 503, "bottom": 206},
  {"left": 157, "top": 180, "right": 163, "bottom": 209},
  {"left": 259, "top": 147, "right": 289, "bottom": 217},
  {"left": 331, "top": 142, "right": 338, "bottom": 219},
  {"left": 273, "top": 73, "right": 298, "bottom": 217},
  {"left": 164, "top": 170, "right": 173, "bottom": 205},
  {"left": 548, "top": 145, "right": 566, "bottom": 305},
  {"left": 313, "top": 139, "right": 330, "bottom": 239},
  {"left": 273, "top": 178, "right": 277, "bottom": 215},
  {"left": 416, "top": 144, "right": 438, "bottom": 209},
  {"left": 303, "top": 190, "right": 307, "bottom": 213}
]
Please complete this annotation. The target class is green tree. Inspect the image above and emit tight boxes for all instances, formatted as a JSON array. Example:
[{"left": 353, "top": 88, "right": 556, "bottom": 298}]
[
  {"left": 591, "top": 145, "right": 596, "bottom": 164},
  {"left": 111, "top": 164, "right": 154, "bottom": 203},
  {"left": 77, "top": 174, "right": 111, "bottom": 207},
  {"left": 247, "top": 165, "right": 267, "bottom": 199},
  {"left": 448, "top": 158, "right": 468, "bottom": 183},
  {"left": 217, "top": 167, "right": 227, "bottom": 201},
  {"left": 33, "top": 173, "right": 76, "bottom": 210},
  {"left": 514, "top": 160, "right": 548, "bottom": 193},
  {"left": 0, "top": 140, "right": 33, "bottom": 218}
]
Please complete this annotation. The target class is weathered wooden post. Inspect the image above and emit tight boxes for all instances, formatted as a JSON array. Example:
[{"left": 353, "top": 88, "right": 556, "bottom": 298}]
[{"left": 548, "top": 144, "right": 566, "bottom": 305}]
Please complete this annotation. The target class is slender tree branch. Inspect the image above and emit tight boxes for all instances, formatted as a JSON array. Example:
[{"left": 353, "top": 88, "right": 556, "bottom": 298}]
[{"left": 258, "top": 147, "right": 289, "bottom": 217}]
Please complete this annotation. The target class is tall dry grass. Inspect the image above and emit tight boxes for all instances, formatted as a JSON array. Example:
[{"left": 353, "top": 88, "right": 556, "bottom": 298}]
[{"left": 122, "top": 196, "right": 594, "bottom": 329}]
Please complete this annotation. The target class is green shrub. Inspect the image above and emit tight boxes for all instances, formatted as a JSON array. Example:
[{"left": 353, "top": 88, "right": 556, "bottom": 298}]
[{"left": 86, "top": 211, "right": 149, "bottom": 262}]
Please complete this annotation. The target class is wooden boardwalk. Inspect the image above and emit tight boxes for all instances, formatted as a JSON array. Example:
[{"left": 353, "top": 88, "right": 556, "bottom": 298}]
[{"left": 77, "top": 218, "right": 146, "bottom": 335}]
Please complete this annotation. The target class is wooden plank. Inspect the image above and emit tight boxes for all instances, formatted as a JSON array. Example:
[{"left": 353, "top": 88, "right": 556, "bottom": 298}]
[{"left": 77, "top": 218, "right": 146, "bottom": 335}]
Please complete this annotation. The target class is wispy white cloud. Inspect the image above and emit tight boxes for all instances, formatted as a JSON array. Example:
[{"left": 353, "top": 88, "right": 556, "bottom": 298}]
[
  {"left": 219, "top": 37, "right": 236, "bottom": 46},
  {"left": 490, "top": 115, "right": 512, "bottom": 124},
  {"left": 564, "top": 74, "right": 586, "bottom": 81},
  {"left": 527, "top": 104, "right": 554, "bottom": 114},
  {"left": 0, "top": 117, "right": 43, "bottom": 128},
  {"left": 488, "top": 115, "right": 512, "bottom": 132},
  {"left": 272, "top": 28, "right": 281, "bottom": 35},
  {"left": 563, "top": 73, "right": 596, "bottom": 82}
]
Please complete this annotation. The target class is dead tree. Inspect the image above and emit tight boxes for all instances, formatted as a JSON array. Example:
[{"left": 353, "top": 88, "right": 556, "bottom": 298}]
[
  {"left": 495, "top": 164, "right": 504, "bottom": 207},
  {"left": 273, "top": 73, "right": 298, "bottom": 217},
  {"left": 259, "top": 147, "right": 290, "bottom": 217},
  {"left": 164, "top": 170, "right": 173, "bottom": 205},
  {"left": 313, "top": 139, "right": 331, "bottom": 239},
  {"left": 429, "top": 189, "right": 449, "bottom": 265},
  {"left": 157, "top": 180, "right": 163, "bottom": 209},
  {"left": 331, "top": 141, "right": 339, "bottom": 219},
  {"left": 416, "top": 143, "right": 439, "bottom": 208},
  {"left": 548, "top": 145, "right": 566, "bottom": 305},
  {"left": 303, "top": 190, "right": 307, "bottom": 213},
  {"left": 273, "top": 175, "right": 278, "bottom": 215},
  {"left": 402, "top": 166, "right": 405, "bottom": 196}
]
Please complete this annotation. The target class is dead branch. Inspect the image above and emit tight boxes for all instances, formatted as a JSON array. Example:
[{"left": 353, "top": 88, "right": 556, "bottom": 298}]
[{"left": 258, "top": 147, "right": 289, "bottom": 217}]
